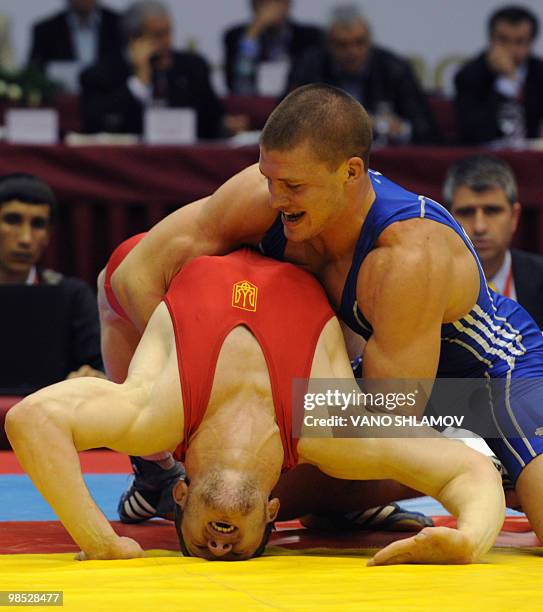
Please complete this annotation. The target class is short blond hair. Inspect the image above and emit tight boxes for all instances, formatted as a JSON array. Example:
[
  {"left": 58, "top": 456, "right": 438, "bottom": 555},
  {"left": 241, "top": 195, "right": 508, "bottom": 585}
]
[{"left": 260, "top": 84, "right": 373, "bottom": 171}]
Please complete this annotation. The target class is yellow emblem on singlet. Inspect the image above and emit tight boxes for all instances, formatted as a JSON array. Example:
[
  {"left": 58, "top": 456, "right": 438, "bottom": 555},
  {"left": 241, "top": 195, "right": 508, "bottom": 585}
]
[{"left": 232, "top": 280, "right": 258, "bottom": 312}]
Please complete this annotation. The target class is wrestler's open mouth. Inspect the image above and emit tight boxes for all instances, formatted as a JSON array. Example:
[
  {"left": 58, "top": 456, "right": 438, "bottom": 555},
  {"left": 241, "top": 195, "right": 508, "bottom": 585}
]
[
  {"left": 281, "top": 211, "right": 305, "bottom": 224},
  {"left": 210, "top": 521, "right": 236, "bottom": 534}
]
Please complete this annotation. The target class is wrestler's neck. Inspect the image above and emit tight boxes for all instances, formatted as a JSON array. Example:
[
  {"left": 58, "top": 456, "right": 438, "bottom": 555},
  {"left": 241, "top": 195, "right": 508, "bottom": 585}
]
[
  {"left": 185, "top": 412, "right": 284, "bottom": 492},
  {"left": 308, "top": 174, "right": 375, "bottom": 261}
]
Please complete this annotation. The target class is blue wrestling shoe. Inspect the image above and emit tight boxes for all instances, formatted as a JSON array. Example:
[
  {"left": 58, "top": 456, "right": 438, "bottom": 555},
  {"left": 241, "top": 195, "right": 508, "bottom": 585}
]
[
  {"left": 301, "top": 502, "right": 434, "bottom": 532},
  {"left": 118, "top": 457, "right": 186, "bottom": 524}
]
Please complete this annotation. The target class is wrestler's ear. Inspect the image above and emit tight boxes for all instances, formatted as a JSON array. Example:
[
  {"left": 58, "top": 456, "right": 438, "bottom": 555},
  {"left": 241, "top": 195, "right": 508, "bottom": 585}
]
[
  {"left": 346, "top": 157, "right": 363, "bottom": 182},
  {"left": 172, "top": 480, "right": 189, "bottom": 510},
  {"left": 266, "top": 498, "right": 280, "bottom": 522}
]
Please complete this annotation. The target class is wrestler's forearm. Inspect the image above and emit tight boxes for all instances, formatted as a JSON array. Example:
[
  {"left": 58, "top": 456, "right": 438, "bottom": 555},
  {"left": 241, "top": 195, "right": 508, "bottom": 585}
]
[
  {"left": 111, "top": 199, "right": 213, "bottom": 332},
  {"left": 6, "top": 400, "right": 120, "bottom": 557},
  {"left": 436, "top": 458, "right": 505, "bottom": 558},
  {"left": 361, "top": 339, "right": 435, "bottom": 418},
  {"left": 303, "top": 435, "right": 504, "bottom": 560},
  {"left": 392, "top": 442, "right": 504, "bottom": 558}
]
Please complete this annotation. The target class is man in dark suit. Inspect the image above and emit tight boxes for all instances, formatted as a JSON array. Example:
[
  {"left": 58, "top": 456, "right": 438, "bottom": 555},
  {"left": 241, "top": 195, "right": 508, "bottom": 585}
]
[
  {"left": 0, "top": 173, "right": 104, "bottom": 384},
  {"left": 80, "top": 0, "right": 225, "bottom": 139},
  {"left": 28, "top": 0, "right": 122, "bottom": 70},
  {"left": 454, "top": 6, "right": 543, "bottom": 144},
  {"left": 223, "top": 0, "right": 322, "bottom": 94},
  {"left": 443, "top": 154, "right": 543, "bottom": 329},
  {"left": 286, "top": 4, "right": 439, "bottom": 145}
]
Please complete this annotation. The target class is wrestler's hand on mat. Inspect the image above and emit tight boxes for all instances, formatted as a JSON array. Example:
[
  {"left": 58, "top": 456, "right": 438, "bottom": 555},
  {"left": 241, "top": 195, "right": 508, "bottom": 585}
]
[
  {"left": 75, "top": 536, "right": 144, "bottom": 561},
  {"left": 367, "top": 526, "right": 479, "bottom": 566}
]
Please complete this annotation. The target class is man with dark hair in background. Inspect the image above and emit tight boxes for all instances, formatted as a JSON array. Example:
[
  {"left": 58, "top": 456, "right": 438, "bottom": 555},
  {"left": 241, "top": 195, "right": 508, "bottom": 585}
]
[
  {"left": 81, "top": 0, "right": 232, "bottom": 139},
  {"left": 443, "top": 155, "right": 543, "bottom": 329},
  {"left": 223, "top": 0, "right": 322, "bottom": 94},
  {"left": 28, "top": 0, "right": 122, "bottom": 71},
  {"left": 286, "top": 4, "right": 439, "bottom": 145},
  {"left": 0, "top": 173, "right": 103, "bottom": 383},
  {"left": 454, "top": 5, "right": 543, "bottom": 144}
]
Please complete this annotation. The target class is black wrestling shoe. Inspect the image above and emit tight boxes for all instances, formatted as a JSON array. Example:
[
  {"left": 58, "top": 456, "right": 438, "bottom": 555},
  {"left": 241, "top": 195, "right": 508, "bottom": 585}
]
[
  {"left": 489, "top": 455, "right": 522, "bottom": 509},
  {"left": 301, "top": 502, "right": 434, "bottom": 532},
  {"left": 118, "top": 457, "right": 186, "bottom": 524},
  {"left": 490, "top": 455, "right": 514, "bottom": 491}
]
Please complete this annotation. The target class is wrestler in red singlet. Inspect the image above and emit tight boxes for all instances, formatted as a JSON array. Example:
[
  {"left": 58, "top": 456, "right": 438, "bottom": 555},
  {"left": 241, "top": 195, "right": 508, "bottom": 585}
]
[{"left": 105, "top": 238, "right": 334, "bottom": 471}]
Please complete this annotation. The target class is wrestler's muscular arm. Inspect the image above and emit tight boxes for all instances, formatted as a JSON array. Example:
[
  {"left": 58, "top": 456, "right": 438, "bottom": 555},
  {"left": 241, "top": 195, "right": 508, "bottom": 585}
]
[
  {"left": 300, "top": 434, "right": 504, "bottom": 565},
  {"left": 358, "top": 220, "right": 477, "bottom": 413},
  {"left": 5, "top": 306, "right": 183, "bottom": 560},
  {"left": 112, "top": 164, "right": 275, "bottom": 332},
  {"left": 342, "top": 226, "right": 503, "bottom": 564},
  {"left": 299, "top": 318, "right": 504, "bottom": 566}
]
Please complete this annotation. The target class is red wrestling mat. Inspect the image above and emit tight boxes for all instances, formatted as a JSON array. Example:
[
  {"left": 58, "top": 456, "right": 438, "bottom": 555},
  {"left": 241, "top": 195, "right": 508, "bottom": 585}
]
[
  {"left": 0, "top": 517, "right": 539, "bottom": 555},
  {"left": 0, "top": 450, "right": 131, "bottom": 474}
]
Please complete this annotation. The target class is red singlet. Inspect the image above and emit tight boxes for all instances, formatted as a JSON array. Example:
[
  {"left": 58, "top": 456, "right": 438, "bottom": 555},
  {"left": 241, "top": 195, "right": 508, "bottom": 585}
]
[
  {"left": 105, "top": 240, "right": 334, "bottom": 471},
  {"left": 104, "top": 233, "right": 147, "bottom": 321}
]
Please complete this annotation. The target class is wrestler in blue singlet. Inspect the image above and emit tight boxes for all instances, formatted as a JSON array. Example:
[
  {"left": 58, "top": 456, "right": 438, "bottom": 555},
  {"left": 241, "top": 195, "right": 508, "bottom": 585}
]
[{"left": 259, "top": 169, "right": 543, "bottom": 483}]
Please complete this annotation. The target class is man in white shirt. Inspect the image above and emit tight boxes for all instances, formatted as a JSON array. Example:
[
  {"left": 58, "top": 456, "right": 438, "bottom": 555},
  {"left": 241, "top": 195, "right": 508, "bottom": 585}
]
[
  {"left": 454, "top": 6, "right": 543, "bottom": 144},
  {"left": 80, "top": 0, "right": 232, "bottom": 138},
  {"left": 28, "top": 0, "right": 122, "bottom": 71},
  {"left": 443, "top": 154, "right": 543, "bottom": 329}
]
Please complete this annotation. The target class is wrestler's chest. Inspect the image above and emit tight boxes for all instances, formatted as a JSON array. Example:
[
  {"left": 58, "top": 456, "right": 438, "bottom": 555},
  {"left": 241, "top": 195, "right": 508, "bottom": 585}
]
[{"left": 282, "top": 243, "right": 353, "bottom": 312}]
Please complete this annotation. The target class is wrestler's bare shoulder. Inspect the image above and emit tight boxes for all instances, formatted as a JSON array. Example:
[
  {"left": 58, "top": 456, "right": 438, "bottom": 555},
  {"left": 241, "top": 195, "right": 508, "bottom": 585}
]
[
  {"left": 359, "top": 217, "right": 479, "bottom": 324},
  {"left": 377, "top": 217, "right": 462, "bottom": 251},
  {"left": 358, "top": 219, "right": 450, "bottom": 288}
]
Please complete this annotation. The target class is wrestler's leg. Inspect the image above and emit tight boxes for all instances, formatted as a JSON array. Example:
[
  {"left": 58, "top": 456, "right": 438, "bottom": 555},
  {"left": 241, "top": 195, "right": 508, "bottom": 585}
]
[
  {"left": 99, "top": 268, "right": 173, "bottom": 466},
  {"left": 99, "top": 267, "right": 182, "bottom": 519},
  {"left": 482, "top": 365, "right": 543, "bottom": 542},
  {"left": 513, "top": 457, "right": 543, "bottom": 543},
  {"left": 97, "top": 268, "right": 141, "bottom": 384}
]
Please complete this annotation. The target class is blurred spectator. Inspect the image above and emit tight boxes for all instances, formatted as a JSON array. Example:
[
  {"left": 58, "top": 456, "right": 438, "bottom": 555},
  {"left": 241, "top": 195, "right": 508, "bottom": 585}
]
[
  {"left": 28, "top": 0, "right": 122, "bottom": 71},
  {"left": 80, "top": 0, "right": 230, "bottom": 138},
  {"left": 443, "top": 155, "right": 543, "bottom": 328},
  {"left": 0, "top": 173, "right": 104, "bottom": 379},
  {"left": 224, "top": 0, "right": 322, "bottom": 94},
  {"left": 286, "top": 4, "right": 440, "bottom": 144},
  {"left": 0, "top": 14, "right": 15, "bottom": 70},
  {"left": 454, "top": 6, "right": 543, "bottom": 145}
]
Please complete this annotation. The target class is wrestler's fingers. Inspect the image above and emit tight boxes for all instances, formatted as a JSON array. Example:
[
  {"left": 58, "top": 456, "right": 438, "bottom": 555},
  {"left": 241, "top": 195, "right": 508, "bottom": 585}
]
[
  {"left": 367, "top": 535, "right": 417, "bottom": 566},
  {"left": 114, "top": 536, "right": 145, "bottom": 559},
  {"left": 368, "top": 527, "right": 476, "bottom": 566},
  {"left": 74, "top": 537, "right": 144, "bottom": 561}
]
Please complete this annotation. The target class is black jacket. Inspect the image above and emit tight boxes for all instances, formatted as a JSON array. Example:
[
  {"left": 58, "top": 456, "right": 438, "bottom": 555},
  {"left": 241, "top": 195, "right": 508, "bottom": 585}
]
[
  {"left": 80, "top": 51, "right": 224, "bottom": 139},
  {"left": 28, "top": 7, "right": 122, "bottom": 70},
  {"left": 287, "top": 45, "right": 440, "bottom": 144},
  {"left": 454, "top": 52, "right": 543, "bottom": 144},
  {"left": 38, "top": 268, "right": 103, "bottom": 374},
  {"left": 511, "top": 249, "right": 543, "bottom": 330},
  {"left": 223, "top": 21, "right": 322, "bottom": 93}
]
